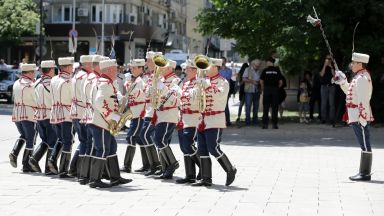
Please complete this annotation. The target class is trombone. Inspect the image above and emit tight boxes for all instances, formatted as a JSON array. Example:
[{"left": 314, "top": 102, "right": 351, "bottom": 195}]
[
  {"left": 150, "top": 54, "right": 169, "bottom": 109},
  {"left": 193, "top": 55, "right": 211, "bottom": 113}
]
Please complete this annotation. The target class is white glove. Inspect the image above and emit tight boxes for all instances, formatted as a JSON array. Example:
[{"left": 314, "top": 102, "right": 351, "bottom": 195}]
[
  {"left": 124, "top": 73, "right": 132, "bottom": 82},
  {"left": 116, "top": 92, "right": 123, "bottom": 101},
  {"left": 332, "top": 70, "right": 346, "bottom": 85},
  {"left": 111, "top": 112, "right": 121, "bottom": 122},
  {"left": 157, "top": 81, "right": 165, "bottom": 90}
]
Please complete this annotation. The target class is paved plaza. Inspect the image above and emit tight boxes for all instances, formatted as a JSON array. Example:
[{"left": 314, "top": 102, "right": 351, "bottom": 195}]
[{"left": 0, "top": 103, "right": 383, "bottom": 216}]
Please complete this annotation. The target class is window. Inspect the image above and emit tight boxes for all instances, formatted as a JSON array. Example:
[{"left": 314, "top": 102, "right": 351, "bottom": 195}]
[
  {"left": 91, "top": 4, "right": 122, "bottom": 23},
  {"left": 64, "top": 5, "right": 71, "bottom": 21},
  {"left": 51, "top": 5, "right": 79, "bottom": 23}
]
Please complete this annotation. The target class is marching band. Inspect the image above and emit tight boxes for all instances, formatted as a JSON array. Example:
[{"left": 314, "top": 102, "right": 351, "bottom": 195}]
[{"left": 8, "top": 51, "right": 237, "bottom": 188}]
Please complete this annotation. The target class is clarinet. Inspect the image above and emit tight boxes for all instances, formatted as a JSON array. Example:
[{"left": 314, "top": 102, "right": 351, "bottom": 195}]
[{"left": 157, "top": 76, "right": 185, "bottom": 111}]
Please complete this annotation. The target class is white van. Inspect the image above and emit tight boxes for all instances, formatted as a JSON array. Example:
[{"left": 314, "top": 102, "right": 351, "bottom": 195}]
[{"left": 165, "top": 50, "right": 188, "bottom": 66}]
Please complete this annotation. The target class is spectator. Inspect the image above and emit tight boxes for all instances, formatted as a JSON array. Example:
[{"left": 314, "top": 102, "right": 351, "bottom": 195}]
[
  {"left": 236, "top": 62, "right": 249, "bottom": 123},
  {"left": 320, "top": 55, "right": 336, "bottom": 127},
  {"left": 175, "top": 65, "right": 183, "bottom": 78},
  {"left": 260, "top": 57, "right": 283, "bottom": 129},
  {"left": 219, "top": 57, "right": 233, "bottom": 126},
  {"left": 243, "top": 59, "right": 261, "bottom": 126},
  {"left": 297, "top": 80, "right": 310, "bottom": 123},
  {"left": 0, "top": 59, "right": 8, "bottom": 70},
  {"left": 309, "top": 70, "right": 321, "bottom": 120},
  {"left": 278, "top": 73, "right": 287, "bottom": 119}
]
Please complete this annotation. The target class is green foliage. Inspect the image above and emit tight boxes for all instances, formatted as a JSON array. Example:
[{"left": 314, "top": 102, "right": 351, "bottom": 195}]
[
  {"left": 196, "top": 0, "right": 384, "bottom": 74},
  {"left": 0, "top": 0, "right": 40, "bottom": 45}
]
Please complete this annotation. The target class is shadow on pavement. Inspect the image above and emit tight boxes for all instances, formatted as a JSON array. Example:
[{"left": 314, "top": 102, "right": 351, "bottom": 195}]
[{"left": 208, "top": 184, "right": 248, "bottom": 192}]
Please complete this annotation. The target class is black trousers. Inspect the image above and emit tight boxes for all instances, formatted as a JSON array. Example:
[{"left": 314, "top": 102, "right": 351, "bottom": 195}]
[{"left": 262, "top": 87, "right": 279, "bottom": 126}]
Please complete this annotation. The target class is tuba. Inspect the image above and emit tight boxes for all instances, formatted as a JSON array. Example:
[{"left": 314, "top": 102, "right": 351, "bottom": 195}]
[
  {"left": 150, "top": 54, "right": 169, "bottom": 109},
  {"left": 193, "top": 55, "right": 211, "bottom": 113}
]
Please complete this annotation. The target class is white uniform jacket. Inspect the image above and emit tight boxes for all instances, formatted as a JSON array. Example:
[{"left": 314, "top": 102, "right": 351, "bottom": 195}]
[
  {"left": 155, "top": 72, "right": 181, "bottom": 124},
  {"left": 50, "top": 72, "right": 73, "bottom": 124},
  {"left": 82, "top": 71, "right": 100, "bottom": 123},
  {"left": 340, "top": 69, "right": 374, "bottom": 126},
  {"left": 12, "top": 76, "right": 37, "bottom": 122},
  {"left": 142, "top": 71, "right": 155, "bottom": 118},
  {"left": 34, "top": 75, "right": 53, "bottom": 121},
  {"left": 90, "top": 74, "right": 118, "bottom": 131},
  {"left": 126, "top": 76, "right": 146, "bottom": 119},
  {"left": 197, "top": 74, "right": 229, "bottom": 130},
  {"left": 179, "top": 77, "right": 200, "bottom": 128},
  {"left": 70, "top": 69, "right": 88, "bottom": 120}
]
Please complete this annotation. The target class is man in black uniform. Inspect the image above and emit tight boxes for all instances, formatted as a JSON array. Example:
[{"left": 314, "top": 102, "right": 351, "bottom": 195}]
[{"left": 260, "top": 57, "right": 283, "bottom": 129}]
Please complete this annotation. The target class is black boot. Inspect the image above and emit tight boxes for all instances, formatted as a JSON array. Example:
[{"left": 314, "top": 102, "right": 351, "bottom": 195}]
[
  {"left": 144, "top": 145, "right": 161, "bottom": 176},
  {"left": 79, "top": 155, "right": 91, "bottom": 185},
  {"left": 44, "top": 149, "right": 54, "bottom": 175},
  {"left": 217, "top": 154, "right": 237, "bottom": 186},
  {"left": 89, "top": 158, "right": 111, "bottom": 188},
  {"left": 48, "top": 141, "right": 63, "bottom": 174},
  {"left": 107, "top": 155, "right": 132, "bottom": 186},
  {"left": 58, "top": 152, "right": 73, "bottom": 178},
  {"left": 158, "top": 146, "right": 179, "bottom": 179},
  {"left": 154, "top": 151, "right": 167, "bottom": 176},
  {"left": 22, "top": 149, "right": 34, "bottom": 173},
  {"left": 28, "top": 142, "right": 49, "bottom": 173},
  {"left": 68, "top": 150, "right": 79, "bottom": 177},
  {"left": 176, "top": 156, "right": 196, "bottom": 184},
  {"left": 9, "top": 138, "right": 26, "bottom": 168},
  {"left": 134, "top": 146, "right": 150, "bottom": 172},
  {"left": 76, "top": 155, "right": 83, "bottom": 178},
  {"left": 191, "top": 153, "right": 201, "bottom": 180},
  {"left": 121, "top": 145, "right": 136, "bottom": 173},
  {"left": 349, "top": 152, "right": 372, "bottom": 181},
  {"left": 192, "top": 157, "right": 212, "bottom": 186}
]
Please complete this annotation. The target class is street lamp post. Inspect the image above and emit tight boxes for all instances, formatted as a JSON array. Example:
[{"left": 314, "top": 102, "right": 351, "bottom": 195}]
[{"left": 39, "top": 0, "right": 43, "bottom": 62}]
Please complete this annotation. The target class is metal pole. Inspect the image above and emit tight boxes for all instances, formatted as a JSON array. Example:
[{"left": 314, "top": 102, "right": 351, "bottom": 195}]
[
  {"left": 39, "top": 0, "right": 43, "bottom": 61},
  {"left": 101, "top": 0, "right": 105, "bottom": 56},
  {"left": 72, "top": 0, "right": 76, "bottom": 55}
]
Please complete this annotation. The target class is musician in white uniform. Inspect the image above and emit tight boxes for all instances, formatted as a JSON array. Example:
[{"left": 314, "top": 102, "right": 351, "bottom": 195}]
[
  {"left": 88, "top": 59, "right": 131, "bottom": 188},
  {"left": 120, "top": 59, "right": 147, "bottom": 173},
  {"left": 9, "top": 63, "right": 38, "bottom": 172},
  {"left": 333, "top": 52, "right": 374, "bottom": 181},
  {"left": 29, "top": 61, "right": 58, "bottom": 174},
  {"left": 47, "top": 57, "right": 75, "bottom": 178},
  {"left": 192, "top": 58, "right": 237, "bottom": 187}
]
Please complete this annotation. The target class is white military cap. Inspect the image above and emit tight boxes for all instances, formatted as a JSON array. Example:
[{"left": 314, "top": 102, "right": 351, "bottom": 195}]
[
  {"left": 146, "top": 51, "right": 163, "bottom": 59},
  {"left": 40, "top": 60, "right": 55, "bottom": 68},
  {"left": 352, "top": 52, "right": 369, "bottom": 63},
  {"left": 20, "top": 63, "right": 36, "bottom": 72},
  {"left": 100, "top": 59, "right": 117, "bottom": 70},
  {"left": 168, "top": 60, "right": 177, "bottom": 68},
  {"left": 185, "top": 59, "right": 196, "bottom": 68},
  {"left": 58, "top": 57, "right": 74, "bottom": 66},
  {"left": 130, "top": 59, "right": 145, "bottom": 67},
  {"left": 211, "top": 58, "right": 223, "bottom": 67},
  {"left": 92, "top": 55, "right": 103, "bottom": 63},
  {"left": 80, "top": 55, "right": 94, "bottom": 63}
]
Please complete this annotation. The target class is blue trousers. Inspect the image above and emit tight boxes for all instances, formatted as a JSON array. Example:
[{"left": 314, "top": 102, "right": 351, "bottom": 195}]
[
  {"left": 37, "top": 119, "right": 57, "bottom": 148},
  {"left": 54, "top": 122, "right": 74, "bottom": 153},
  {"left": 73, "top": 119, "right": 88, "bottom": 155},
  {"left": 197, "top": 128, "right": 224, "bottom": 158},
  {"left": 154, "top": 122, "right": 176, "bottom": 149},
  {"left": 89, "top": 124, "right": 117, "bottom": 158},
  {"left": 245, "top": 92, "right": 260, "bottom": 125},
  {"left": 178, "top": 127, "right": 198, "bottom": 155},
  {"left": 126, "top": 118, "right": 143, "bottom": 146},
  {"left": 351, "top": 122, "right": 372, "bottom": 152},
  {"left": 139, "top": 117, "right": 155, "bottom": 147},
  {"left": 15, "top": 121, "right": 37, "bottom": 149},
  {"left": 85, "top": 124, "right": 94, "bottom": 156}
]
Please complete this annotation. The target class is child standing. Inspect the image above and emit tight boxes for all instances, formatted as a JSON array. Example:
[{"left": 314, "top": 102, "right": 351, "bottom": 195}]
[{"left": 298, "top": 80, "right": 310, "bottom": 123}]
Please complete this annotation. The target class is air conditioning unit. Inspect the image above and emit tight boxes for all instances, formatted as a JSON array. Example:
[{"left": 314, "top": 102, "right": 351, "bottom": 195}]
[{"left": 78, "top": 8, "right": 88, "bottom": 17}]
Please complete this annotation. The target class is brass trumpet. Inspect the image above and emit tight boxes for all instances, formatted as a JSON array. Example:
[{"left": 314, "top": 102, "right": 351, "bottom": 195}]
[
  {"left": 193, "top": 55, "right": 211, "bottom": 113},
  {"left": 150, "top": 54, "right": 169, "bottom": 109}
]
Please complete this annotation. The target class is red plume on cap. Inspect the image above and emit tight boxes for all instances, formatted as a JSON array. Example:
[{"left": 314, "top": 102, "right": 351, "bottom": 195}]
[{"left": 307, "top": 15, "right": 321, "bottom": 28}]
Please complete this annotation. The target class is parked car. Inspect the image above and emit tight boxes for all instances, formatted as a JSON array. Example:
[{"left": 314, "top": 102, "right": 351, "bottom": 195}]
[{"left": 0, "top": 68, "right": 21, "bottom": 103}]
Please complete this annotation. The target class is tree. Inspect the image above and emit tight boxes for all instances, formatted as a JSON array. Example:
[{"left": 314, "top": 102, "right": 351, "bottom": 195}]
[{"left": 0, "top": 0, "right": 40, "bottom": 45}]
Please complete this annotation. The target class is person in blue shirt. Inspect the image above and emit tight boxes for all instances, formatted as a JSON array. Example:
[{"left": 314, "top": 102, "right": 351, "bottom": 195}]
[{"left": 219, "top": 57, "right": 233, "bottom": 126}]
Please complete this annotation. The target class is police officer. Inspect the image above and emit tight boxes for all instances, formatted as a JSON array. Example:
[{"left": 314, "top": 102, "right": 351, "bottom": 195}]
[
  {"left": 152, "top": 59, "right": 181, "bottom": 179},
  {"left": 139, "top": 51, "right": 162, "bottom": 176},
  {"left": 29, "top": 60, "right": 58, "bottom": 174},
  {"left": 260, "top": 57, "right": 283, "bottom": 129},
  {"left": 88, "top": 59, "right": 131, "bottom": 188},
  {"left": 69, "top": 55, "right": 94, "bottom": 177},
  {"left": 176, "top": 59, "right": 202, "bottom": 184},
  {"left": 9, "top": 63, "right": 38, "bottom": 172},
  {"left": 333, "top": 52, "right": 374, "bottom": 181},
  {"left": 78, "top": 55, "right": 105, "bottom": 185},
  {"left": 192, "top": 58, "right": 237, "bottom": 187},
  {"left": 48, "top": 57, "right": 75, "bottom": 178},
  {"left": 120, "top": 59, "right": 147, "bottom": 173}
]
